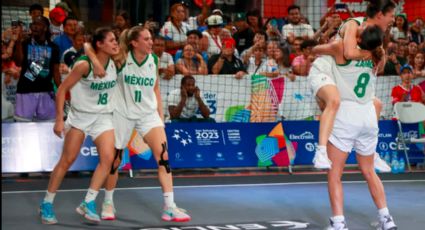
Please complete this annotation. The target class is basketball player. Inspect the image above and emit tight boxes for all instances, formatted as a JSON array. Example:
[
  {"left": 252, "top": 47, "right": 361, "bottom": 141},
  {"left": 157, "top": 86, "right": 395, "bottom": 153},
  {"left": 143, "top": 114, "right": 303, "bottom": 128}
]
[
  {"left": 85, "top": 26, "right": 191, "bottom": 222},
  {"left": 39, "top": 27, "right": 119, "bottom": 224},
  {"left": 313, "top": 25, "right": 397, "bottom": 230},
  {"left": 311, "top": 0, "right": 396, "bottom": 170}
]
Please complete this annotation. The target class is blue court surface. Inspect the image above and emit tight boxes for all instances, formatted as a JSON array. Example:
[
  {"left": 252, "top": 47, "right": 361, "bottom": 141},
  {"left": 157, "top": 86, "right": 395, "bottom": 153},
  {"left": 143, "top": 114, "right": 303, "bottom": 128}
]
[{"left": 2, "top": 172, "right": 425, "bottom": 229}]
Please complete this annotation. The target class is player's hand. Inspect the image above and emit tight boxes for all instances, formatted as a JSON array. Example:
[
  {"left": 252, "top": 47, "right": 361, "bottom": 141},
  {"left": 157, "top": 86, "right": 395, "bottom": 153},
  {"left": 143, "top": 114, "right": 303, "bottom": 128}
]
[
  {"left": 53, "top": 120, "right": 65, "bottom": 138},
  {"left": 93, "top": 63, "right": 106, "bottom": 78}
]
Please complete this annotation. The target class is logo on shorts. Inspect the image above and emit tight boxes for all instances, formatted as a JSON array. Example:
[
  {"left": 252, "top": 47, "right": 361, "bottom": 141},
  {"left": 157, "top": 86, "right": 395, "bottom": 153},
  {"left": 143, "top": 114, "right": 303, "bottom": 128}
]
[{"left": 172, "top": 129, "right": 192, "bottom": 146}]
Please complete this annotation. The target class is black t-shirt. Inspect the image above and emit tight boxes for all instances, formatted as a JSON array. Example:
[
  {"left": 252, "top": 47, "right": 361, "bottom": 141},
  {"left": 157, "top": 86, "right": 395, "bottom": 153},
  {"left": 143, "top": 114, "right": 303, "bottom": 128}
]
[
  {"left": 17, "top": 38, "right": 60, "bottom": 93},
  {"left": 208, "top": 53, "right": 246, "bottom": 74},
  {"left": 233, "top": 28, "right": 255, "bottom": 54}
]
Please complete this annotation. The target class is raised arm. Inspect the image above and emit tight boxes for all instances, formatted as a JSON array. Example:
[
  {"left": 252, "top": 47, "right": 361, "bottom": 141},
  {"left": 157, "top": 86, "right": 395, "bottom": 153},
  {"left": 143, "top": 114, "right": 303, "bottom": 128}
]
[
  {"left": 83, "top": 42, "right": 106, "bottom": 77},
  {"left": 342, "top": 21, "right": 371, "bottom": 60}
]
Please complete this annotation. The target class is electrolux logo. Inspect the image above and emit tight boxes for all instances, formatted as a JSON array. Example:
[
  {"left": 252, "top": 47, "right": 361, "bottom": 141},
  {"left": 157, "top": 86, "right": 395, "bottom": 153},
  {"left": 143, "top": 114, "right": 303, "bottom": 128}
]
[
  {"left": 289, "top": 131, "right": 314, "bottom": 140},
  {"left": 138, "top": 220, "right": 310, "bottom": 230}
]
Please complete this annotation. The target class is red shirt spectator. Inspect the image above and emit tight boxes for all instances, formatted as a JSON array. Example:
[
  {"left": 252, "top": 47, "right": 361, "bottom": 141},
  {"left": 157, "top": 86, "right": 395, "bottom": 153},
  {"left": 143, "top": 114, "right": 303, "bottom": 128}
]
[{"left": 391, "top": 64, "right": 424, "bottom": 104}]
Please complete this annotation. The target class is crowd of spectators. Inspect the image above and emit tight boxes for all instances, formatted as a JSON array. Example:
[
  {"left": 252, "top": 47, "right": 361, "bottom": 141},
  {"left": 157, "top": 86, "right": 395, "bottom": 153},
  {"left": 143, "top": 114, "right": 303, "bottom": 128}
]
[{"left": 2, "top": 1, "right": 425, "bottom": 122}]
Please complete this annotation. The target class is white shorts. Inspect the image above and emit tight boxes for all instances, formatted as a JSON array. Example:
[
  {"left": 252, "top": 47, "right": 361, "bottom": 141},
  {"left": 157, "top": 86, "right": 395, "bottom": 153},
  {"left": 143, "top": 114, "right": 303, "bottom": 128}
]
[
  {"left": 308, "top": 55, "right": 336, "bottom": 96},
  {"left": 113, "top": 110, "right": 164, "bottom": 149},
  {"left": 65, "top": 110, "right": 113, "bottom": 141},
  {"left": 329, "top": 101, "right": 378, "bottom": 156}
]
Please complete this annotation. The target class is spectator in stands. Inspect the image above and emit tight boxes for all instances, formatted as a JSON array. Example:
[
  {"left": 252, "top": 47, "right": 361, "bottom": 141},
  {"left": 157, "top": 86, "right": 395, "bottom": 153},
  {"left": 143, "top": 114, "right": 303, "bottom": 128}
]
[
  {"left": 232, "top": 12, "right": 255, "bottom": 55},
  {"left": 274, "top": 44, "right": 295, "bottom": 81},
  {"left": 201, "top": 15, "right": 223, "bottom": 58},
  {"left": 2, "top": 40, "right": 21, "bottom": 120},
  {"left": 281, "top": 5, "right": 314, "bottom": 44},
  {"left": 2, "top": 21, "right": 25, "bottom": 61},
  {"left": 409, "top": 17, "right": 425, "bottom": 45},
  {"left": 289, "top": 36, "right": 303, "bottom": 64},
  {"left": 49, "top": 7, "right": 67, "bottom": 41},
  {"left": 313, "top": 13, "right": 341, "bottom": 44},
  {"left": 176, "top": 44, "right": 207, "bottom": 75},
  {"left": 246, "top": 45, "right": 266, "bottom": 75},
  {"left": 241, "top": 31, "right": 267, "bottom": 65},
  {"left": 114, "top": 10, "right": 131, "bottom": 37},
  {"left": 153, "top": 36, "right": 175, "bottom": 80},
  {"left": 391, "top": 64, "right": 424, "bottom": 104},
  {"left": 412, "top": 51, "right": 425, "bottom": 79},
  {"left": 407, "top": 41, "right": 419, "bottom": 65},
  {"left": 175, "top": 30, "right": 208, "bottom": 63},
  {"left": 291, "top": 39, "right": 317, "bottom": 76},
  {"left": 208, "top": 38, "right": 247, "bottom": 79},
  {"left": 264, "top": 18, "right": 283, "bottom": 43},
  {"left": 182, "top": 0, "right": 209, "bottom": 32},
  {"left": 383, "top": 42, "right": 406, "bottom": 75},
  {"left": 53, "top": 16, "right": 79, "bottom": 59},
  {"left": 167, "top": 75, "right": 213, "bottom": 122},
  {"left": 13, "top": 16, "right": 60, "bottom": 122},
  {"left": 29, "top": 4, "right": 44, "bottom": 21},
  {"left": 246, "top": 10, "right": 263, "bottom": 34},
  {"left": 390, "top": 14, "right": 409, "bottom": 44},
  {"left": 160, "top": 3, "right": 189, "bottom": 56}
]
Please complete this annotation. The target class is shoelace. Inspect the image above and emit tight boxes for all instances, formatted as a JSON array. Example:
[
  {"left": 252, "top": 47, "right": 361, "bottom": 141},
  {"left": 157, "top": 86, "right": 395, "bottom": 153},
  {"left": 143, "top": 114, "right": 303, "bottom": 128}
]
[
  {"left": 85, "top": 201, "right": 97, "bottom": 214},
  {"left": 42, "top": 203, "right": 54, "bottom": 217}
]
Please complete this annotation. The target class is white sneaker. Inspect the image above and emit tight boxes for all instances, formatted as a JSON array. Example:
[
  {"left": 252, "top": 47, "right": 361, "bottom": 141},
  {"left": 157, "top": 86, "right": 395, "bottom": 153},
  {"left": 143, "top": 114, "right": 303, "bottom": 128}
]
[
  {"left": 374, "top": 153, "right": 391, "bottom": 173},
  {"left": 313, "top": 149, "right": 332, "bottom": 169},
  {"left": 101, "top": 200, "right": 116, "bottom": 220},
  {"left": 162, "top": 205, "right": 191, "bottom": 222},
  {"left": 326, "top": 219, "right": 348, "bottom": 230},
  {"left": 372, "top": 215, "right": 397, "bottom": 230}
]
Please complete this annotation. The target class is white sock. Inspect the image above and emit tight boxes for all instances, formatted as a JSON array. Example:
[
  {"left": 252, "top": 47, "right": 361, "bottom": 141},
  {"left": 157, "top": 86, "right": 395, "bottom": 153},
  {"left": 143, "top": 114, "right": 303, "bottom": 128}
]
[
  {"left": 44, "top": 191, "right": 56, "bottom": 203},
  {"left": 104, "top": 189, "right": 114, "bottom": 202},
  {"left": 378, "top": 207, "right": 390, "bottom": 218},
  {"left": 163, "top": 192, "right": 175, "bottom": 208},
  {"left": 331, "top": 215, "right": 345, "bottom": 223},
  {"left": 84, "top": 188, "right": 99, "bottom": 203},
  {"left": 317, "top": 145, "right": 327, "bottom": 154}
]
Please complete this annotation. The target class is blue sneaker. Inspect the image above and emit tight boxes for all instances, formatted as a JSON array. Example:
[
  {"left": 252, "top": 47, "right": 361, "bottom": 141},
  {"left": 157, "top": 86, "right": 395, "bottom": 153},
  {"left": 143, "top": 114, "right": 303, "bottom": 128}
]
[
  {"left": 39, "top": 201, "right": 58, "bottom": 224},
  {"left": 76, "top": 200, "right": 100, "bottom": 223}
]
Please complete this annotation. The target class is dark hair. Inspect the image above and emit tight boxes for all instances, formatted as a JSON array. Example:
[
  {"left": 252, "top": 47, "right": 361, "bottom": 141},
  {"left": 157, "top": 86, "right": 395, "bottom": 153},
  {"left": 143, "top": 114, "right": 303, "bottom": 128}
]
[
  {"left": 29, "top": 4, "right": 43, "bottom": 13},
  {"left": 153, "top": 35, "right": 166, "bottom": 42},
  {"left": 358, "top": 25, "right": 384, "bottom": 50},
  {"left": 246, "top": 10, "right": 263, "bottom": 28},
  {"left": 116, "top": 10, "right": 131, "bottom": 28},
  {"left": 32, "top": 16, "right": 52, "bottom": 40},
  {"left": 186, "top": 30, "right": 202, "bottom": 39},
  {"left": 365, "top": 0, "right": 396, "bottom": 18},
  {"left": 300, "top": 39, "right": 317, "bottom": 50},
  {"left": 63, "top": 15, "right": 78, "bottom": 26},
  {"left": 181, "top": 75, "right": 195, "bottom": 86},
  {"left": 91, "top": 27, "right": 114, "bottom": 51},
  {"left": 287, "top": 5, "right": 300, "bottom": 13},
  {"left": 394, "top": 14, "right": 409, "bottom": 33},
  {"left": 256, "top": 30, "right": 268, "bottom": 41}
]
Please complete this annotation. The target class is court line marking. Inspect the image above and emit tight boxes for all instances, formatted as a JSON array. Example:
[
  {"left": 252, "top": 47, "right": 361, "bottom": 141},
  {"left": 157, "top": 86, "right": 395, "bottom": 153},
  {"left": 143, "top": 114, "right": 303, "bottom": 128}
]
[{"left": 2, "top": 179, "right": 425, "bottom": 194}]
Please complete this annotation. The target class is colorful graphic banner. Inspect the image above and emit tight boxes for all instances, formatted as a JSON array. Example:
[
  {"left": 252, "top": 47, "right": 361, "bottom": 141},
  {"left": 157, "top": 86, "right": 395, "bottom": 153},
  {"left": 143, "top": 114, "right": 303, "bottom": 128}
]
[{"left": 2, "top": 121, "right": 423, "bottom": 173}]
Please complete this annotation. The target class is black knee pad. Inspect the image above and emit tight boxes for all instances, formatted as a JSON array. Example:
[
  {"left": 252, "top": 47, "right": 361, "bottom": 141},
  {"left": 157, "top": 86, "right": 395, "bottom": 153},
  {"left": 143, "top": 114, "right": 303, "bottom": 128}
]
[
  {"left": 158, "top": 142, "right": 171, "bottom": 173},
  {"left": 110, "top": 149, "right": 123, "bottom": 174}
]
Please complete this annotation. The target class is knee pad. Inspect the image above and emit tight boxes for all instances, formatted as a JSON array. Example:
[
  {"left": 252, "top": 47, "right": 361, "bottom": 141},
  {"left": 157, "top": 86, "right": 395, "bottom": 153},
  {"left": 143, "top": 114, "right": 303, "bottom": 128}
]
[
  {"left": 110, "top": 149, "right": 123, "bottom": 174},
  {"left": 158, "top": 142, "right": 171, "bottom": 173}
]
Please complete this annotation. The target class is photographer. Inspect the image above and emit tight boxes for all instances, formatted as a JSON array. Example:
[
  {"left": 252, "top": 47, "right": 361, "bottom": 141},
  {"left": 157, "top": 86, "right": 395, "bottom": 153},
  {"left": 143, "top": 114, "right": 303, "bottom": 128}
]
[{"left": 208, "top": 38, "right": 247, "bottom": 79}]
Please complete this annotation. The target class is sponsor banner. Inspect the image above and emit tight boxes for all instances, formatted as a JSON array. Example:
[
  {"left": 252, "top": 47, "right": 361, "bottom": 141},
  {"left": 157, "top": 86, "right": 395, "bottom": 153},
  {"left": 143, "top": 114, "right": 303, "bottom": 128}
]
[{"left": 1, "top": 121, "right": 422, "bottom": 172}]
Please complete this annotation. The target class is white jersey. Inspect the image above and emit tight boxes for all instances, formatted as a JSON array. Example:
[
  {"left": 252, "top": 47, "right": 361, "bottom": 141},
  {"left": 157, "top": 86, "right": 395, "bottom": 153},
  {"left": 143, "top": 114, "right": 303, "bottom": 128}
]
[
  {"left": 70, "top": 56, "right": 117, "bottom": 113},
  {"left": 202, "top": 31, "right": 222, "bottom": 57},
  {"left": 336, "top": 17, "right": 365, "bottom": 40},
  {"left": 334, "top": 58, "right": 375, "bottom": 104},
  {"left": 115, "top": 51, "right": 159, "bottom": 119}
]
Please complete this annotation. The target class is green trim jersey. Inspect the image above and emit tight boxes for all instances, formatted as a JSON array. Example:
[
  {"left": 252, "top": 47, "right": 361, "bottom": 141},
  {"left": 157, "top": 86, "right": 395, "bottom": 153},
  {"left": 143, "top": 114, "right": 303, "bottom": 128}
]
[
  {"left": 115, "top": 51, "right": 159, "bottom": 119},
  {"left": 70, "top": 56, "right": 117, "bottom": 113},
  {"left": 334, "top": 58, "right": 375, "bottom": 104},
  {"left": 336, "top": 17, "right": 365, "bottom": 40}
]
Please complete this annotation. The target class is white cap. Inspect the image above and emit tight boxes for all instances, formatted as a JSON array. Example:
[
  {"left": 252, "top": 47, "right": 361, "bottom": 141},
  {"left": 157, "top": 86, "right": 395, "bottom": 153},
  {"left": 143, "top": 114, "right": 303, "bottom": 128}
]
[
  {"left": 212, "top": 9, "right": 223, "bottom": 16},
  {"left": 206, "top": 15, "right": 223, "bottom": 26}
]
